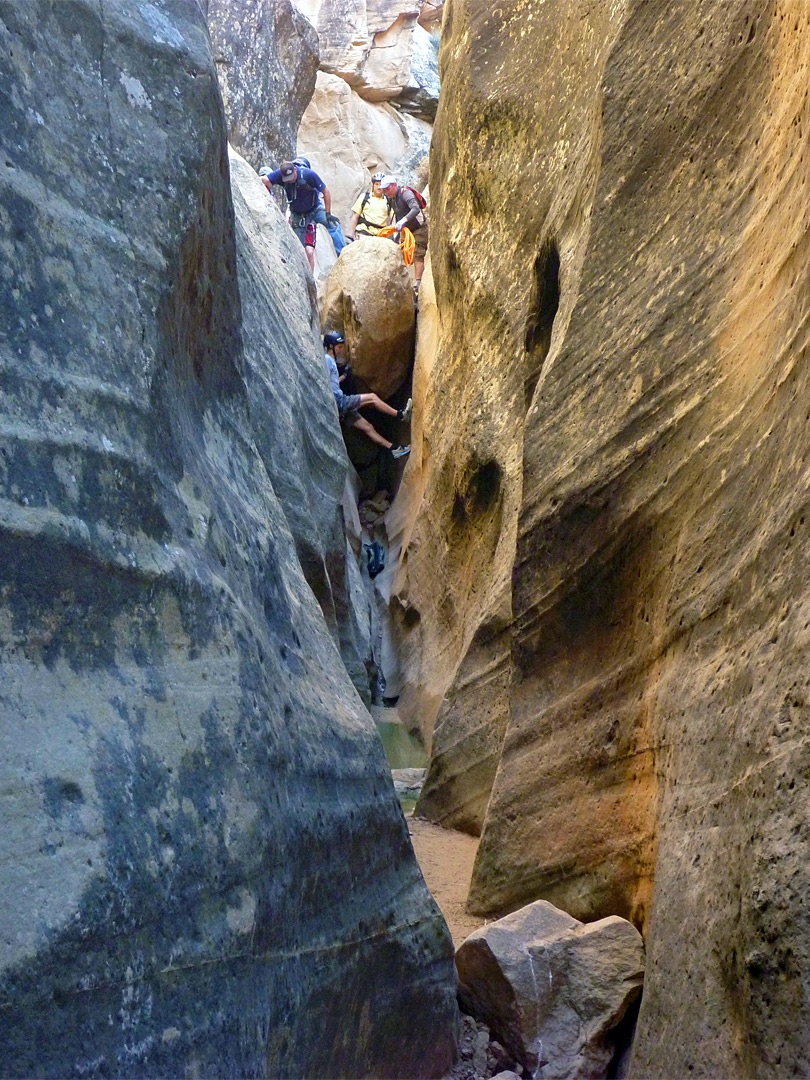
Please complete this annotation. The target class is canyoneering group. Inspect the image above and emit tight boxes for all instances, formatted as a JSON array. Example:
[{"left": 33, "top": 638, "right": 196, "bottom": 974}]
[{"left": 261, "top": 158, "right": 428, "bottom": 462}]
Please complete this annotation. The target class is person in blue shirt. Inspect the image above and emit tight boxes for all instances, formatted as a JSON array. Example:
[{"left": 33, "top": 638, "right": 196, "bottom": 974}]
[
  {"left": 262, "top": 160, "right": 345, "bottom": 270},
  {"left": 323, "top": 332, "right": 411, "bottom": 459}
]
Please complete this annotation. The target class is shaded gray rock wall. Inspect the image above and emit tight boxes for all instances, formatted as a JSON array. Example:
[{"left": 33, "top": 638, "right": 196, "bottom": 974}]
[
  {"left": 0, "top": 2, "right": 456, "bottom": 1076},
  {"left": 228, "top": 146, "right": 373, "bottom": 702},
  {"left": 206, "top": 0, "right": 318, "bottom": 168}
]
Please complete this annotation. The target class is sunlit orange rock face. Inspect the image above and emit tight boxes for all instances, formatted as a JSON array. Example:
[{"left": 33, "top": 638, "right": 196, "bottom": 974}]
[{"left": 394, "top": 0, "right": 810, "bottom": 1073}]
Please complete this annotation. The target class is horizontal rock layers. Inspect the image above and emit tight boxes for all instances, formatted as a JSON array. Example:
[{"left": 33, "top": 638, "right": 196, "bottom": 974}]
[
  {"left": 229, "top": 146, "right": 373, "bottom": 703},
  {"left": 0, "top": 2, "right": 456, "bottom": 1076},
  {"left": 395, "top": 0, "right": 810, "bottom": 1073}
]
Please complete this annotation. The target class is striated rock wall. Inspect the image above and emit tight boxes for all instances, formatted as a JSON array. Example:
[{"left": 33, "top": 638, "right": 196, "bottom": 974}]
[
  {"left": 395, "top": 0, "right": 810, "bottom": 1073},
  {"left": 229, "top": 146, "right": 373, "bottom": 702},
  {"left": 0, "top": 2, "right": 457, "bottom": 1075}
]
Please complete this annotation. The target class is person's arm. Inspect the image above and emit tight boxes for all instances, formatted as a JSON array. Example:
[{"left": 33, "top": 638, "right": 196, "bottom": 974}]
[
  {"left": 347, "top": 211, "right": 360, "bottom": 239},
  {"left": 395, "top": 189, "right": 421, "bottom": 230},
  {"left": 321, "top": 185, "right": 332, "bottom": 214}
]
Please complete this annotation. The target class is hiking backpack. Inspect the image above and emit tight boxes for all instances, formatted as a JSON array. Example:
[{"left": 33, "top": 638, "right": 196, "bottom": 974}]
[{"left": 403, "top": 185, "right": 427, "bottom": 209}]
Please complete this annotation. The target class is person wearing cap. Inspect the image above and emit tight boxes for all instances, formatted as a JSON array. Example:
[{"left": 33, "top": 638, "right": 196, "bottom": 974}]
[
  {"left": 346, "top": 172, "right": 392, "bottom": 240},
  {"left": 323, "top": 332, "right": 411, "bottom": 459},
  {"left": 379, "top": 175, "right": 429, "bottom": 292},
  {"left": 262, "top": 161, "right": 345, "bottom": 269}
]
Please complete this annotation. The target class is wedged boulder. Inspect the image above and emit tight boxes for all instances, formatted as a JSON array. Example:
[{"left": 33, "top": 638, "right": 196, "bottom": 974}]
[
  {"left": 206, "top": 0, "right": 318, "bottom": 167},
  {"left": 456, "top": 901, "right": 644, "bottom": 1079},
  {"left": 0, "top": 2, "right": 458, "bottom": 1076},
  {"left": 229, "top": 145, "right": 373, "bottom": 703},
  {"left": 321, "top": 236, "right": 415, "bottom": 398}
]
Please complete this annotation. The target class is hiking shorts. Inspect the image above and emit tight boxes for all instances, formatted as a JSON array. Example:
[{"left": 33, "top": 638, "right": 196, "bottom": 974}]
[
  {"left": 337, "top": 393, "right": 362, "bottom": 425},
  {"left": 412, "top": 222, "right": 429, "bottom": 261},
  {"left": 305, "top": 221, "right": 316, "bottom": 247}
]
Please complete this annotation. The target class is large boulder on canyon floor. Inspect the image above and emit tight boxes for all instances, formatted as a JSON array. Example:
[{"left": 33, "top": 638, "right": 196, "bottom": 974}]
[
  {"left": 394, "top": 0, "right": 810, "bottom": 1075},
  {"left": 206, "top": 0, "right": 318, "bottom": 168},
  {"left": 456, "top": 900, "right": 644, "bottom": 1079},
  {"left": 0, "top": 3, "right": 457, "bottom": 1076},
  {"left": 321, "top": 235, "right": 415, "bottom": 398}
]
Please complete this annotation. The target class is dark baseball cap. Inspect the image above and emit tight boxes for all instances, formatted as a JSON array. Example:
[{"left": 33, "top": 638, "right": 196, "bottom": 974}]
[{"left": 279, "top": 161, "right": 297, "bottom": 180}]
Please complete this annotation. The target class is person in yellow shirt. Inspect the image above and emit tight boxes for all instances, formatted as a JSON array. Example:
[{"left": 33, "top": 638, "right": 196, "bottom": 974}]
[{"left": 346, "top": 172, "right": 392, "bottom": 239}]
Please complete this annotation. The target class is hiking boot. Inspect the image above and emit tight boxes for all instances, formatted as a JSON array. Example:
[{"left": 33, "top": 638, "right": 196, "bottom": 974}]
[
  {"left": 390, "top": 444, "right": 411, "bottom": 459},
  {"left": 398, "top": 398, "right": 413, "bottom": 423}
]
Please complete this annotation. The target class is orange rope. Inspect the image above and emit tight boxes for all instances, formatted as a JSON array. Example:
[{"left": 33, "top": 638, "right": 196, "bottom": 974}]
[{"left": 378, "top": 225, "right": 416, "bottom": 266}]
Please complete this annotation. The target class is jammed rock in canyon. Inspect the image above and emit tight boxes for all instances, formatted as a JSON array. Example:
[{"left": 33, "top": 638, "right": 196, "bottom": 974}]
[
  {"left": 0, "top": 2, "right": 456, "bottom": 1075},
  {"left": 392, "top": 0, "right": 810, "bottom": 1074}
]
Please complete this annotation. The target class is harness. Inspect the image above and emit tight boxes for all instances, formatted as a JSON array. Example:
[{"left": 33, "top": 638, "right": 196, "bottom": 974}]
[
  {"left": 357, "top": 191, "right": 375, "bottom": 229},
  {"left": 356, "top": 190, "right": 390, "bottom": 233},
  {"left": 285, "top": 171, "right": 319, "bottom": 218}
]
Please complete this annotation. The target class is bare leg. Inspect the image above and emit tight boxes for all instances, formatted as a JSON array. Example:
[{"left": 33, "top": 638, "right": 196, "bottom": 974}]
[
  {"left": 306, "top": 245, "right": 315, "bottom": 270},
  {"left": 358, "top": 392, "right": 398, "bottom": 418},
  {"left": 414, "top": 257, "right": 424, "bottom": 285},
  {"left": 352, "top": 416, "right": 391, "bottom": 449}
]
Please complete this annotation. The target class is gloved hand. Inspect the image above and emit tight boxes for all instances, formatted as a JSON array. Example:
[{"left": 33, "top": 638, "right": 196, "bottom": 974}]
[
  {"left": 395, "top": 217, "right": 407, "bottom": 231},
  {"left": 326, "top": 213, "right": 341, "bottom": 228}
]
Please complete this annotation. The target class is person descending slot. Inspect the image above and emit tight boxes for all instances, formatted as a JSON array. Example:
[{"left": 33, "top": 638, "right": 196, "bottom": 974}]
[
  {"left": 323, "top": 332, "right": 411, "bottom": 458},
  {"left": 261, "top": 159, "right": 345, "bottom": 269},
  {"left": 379, "top": 174, "right": 429, "bottom": 296}
]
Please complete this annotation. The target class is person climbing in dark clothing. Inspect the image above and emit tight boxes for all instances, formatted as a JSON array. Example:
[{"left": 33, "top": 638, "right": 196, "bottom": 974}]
[
  {"left": 379, "top": 174, "right": 429, "bottom": 294},
  {"left": 262, "top": 160, "right": 345, "bottom": 270},
  {"left": 323, "top": 332, "right": 411, "bottom": 458}
]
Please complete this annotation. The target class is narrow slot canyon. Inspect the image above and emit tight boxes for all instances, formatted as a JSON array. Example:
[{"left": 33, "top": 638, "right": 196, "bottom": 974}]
[{"left": 3, "top": 1, "right": 810, "bottom": 1078}]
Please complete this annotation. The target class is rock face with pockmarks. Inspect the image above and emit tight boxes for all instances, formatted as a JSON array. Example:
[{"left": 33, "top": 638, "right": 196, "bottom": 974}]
[
  {"left": 206, "top": 0, "right": 318, "bottom": 168},
  {"left": 393, "top": 0, "right": 810, "bottom": 1074},
  {"left": 0, "top": 3, "right": 457, "bottom": 1076}
]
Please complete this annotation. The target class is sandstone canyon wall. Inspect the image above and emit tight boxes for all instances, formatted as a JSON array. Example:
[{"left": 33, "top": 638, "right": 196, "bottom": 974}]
[
  {"left": 206, "top": 0, "right": 319, "bottom": 169},
  {"left": 394, "top": 0, "right": 810, "bottom": 1074},
  {"left": 293, "top": 0, "right": 438, "bottom": 269},
  {"left": 0, "top": 2, "right": 456, "bottom": 1076}
]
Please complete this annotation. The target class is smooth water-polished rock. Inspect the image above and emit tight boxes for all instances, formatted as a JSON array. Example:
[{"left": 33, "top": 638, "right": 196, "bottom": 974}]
[
  {"left": 0, "top": 2, "right": 457, "bottom": 1076},
  {"left": 396, "top": 0, "right": 810, "bottom": 1074},
  {"left": 321, "top": 235, "right": 415, "bottom": 399}
]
